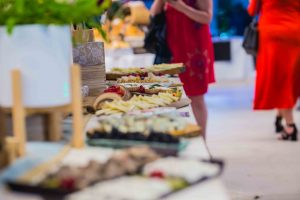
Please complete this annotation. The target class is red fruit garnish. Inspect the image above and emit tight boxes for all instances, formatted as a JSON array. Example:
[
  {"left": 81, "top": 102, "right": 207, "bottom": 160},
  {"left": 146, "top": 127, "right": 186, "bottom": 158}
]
[
  {"left": 150, "top": 171, "right": 165, "bottom": 179},
  {"left": 138, "top": 86, "right": 145, "bottom": 93},
  {"left": 60, "top": 177, "right": 76, "bottom": 190},
  {"left": 117, "top": 90, "right": 125, "bottom": 96},
  {"left": 139, "top": 72, "right": 148, "bottom": 77},
  {"left": 104, "top": 85, "right": 125, "bottom": 97}
]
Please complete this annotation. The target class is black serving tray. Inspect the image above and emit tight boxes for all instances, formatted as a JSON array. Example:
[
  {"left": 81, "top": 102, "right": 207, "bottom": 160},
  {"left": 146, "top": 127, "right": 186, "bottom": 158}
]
[
  {"left": 86, "top": 138, "right": 188, "bottom": 156},
  {"left": 161, "top": 158, "right": 225, "bottom": 198},
  {"left": 6, "top": 158, "right": 224, "bottom": 200},
  {"left": 6, "top": 182, "right": 75, "bottom": 200}
]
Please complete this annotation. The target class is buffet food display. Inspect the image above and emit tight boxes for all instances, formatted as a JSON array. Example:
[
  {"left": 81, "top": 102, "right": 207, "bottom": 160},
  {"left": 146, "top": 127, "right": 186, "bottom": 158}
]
[
  {"left": 88, "top": 112, "right": 200, "bottom": 139},
  {"left": 66, "top": 156, "right": 222, "bottom": 200},
  {"left": 36, "top": 147, "right": 159, "bottom": 191},
  {"left": 93, "top": 1, "right": 150, "bottom": 49},
  {"left": 1, "top": 59, "right": 224, "bottom": 200},
  {"left": 6, "top": 146, "right": 222, "bottom": 199},
  {"left": 106, "top": 63, "right": 186, "bottom": 80},
  {"left": 95, "top": 92, "right": 180, "bottom": 116}
]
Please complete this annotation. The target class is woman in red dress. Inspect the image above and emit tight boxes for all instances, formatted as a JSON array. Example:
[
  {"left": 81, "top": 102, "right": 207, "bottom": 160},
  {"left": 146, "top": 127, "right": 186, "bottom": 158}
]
[
  {"left": 248, "top": 0, "right": 300, "bottom": 141},
  {"left": 151, "top": 0, "right": 215, "bottom": 138}
]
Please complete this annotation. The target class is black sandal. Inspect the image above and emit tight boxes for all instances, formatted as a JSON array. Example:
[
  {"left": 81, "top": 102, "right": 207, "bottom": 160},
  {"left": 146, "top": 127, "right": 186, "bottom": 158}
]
[
  {"left": 275, "top": 116, "right": 284, "bottom": 133},
  {"left": 279, "top": 124, "right": 298, "bottom": 141}
]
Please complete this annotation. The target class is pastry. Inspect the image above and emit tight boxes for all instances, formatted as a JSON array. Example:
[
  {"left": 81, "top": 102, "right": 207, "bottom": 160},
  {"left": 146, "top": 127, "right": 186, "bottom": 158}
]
[{"left": 93, "top": 93, "right": 122, "bottom": 111}]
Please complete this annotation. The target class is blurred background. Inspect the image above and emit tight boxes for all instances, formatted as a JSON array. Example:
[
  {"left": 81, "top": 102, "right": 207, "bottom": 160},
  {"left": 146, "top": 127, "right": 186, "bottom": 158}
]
[{"left": 143, "top": 0, "right": 252, "bottom": 37}]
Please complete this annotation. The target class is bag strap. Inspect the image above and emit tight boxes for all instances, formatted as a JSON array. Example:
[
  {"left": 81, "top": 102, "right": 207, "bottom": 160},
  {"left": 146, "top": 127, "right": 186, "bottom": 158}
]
[
  {"left": 251, "top": 0, "right": 261, "bottom": 24},
  {"left": 254, "top": 0, "right": 261, "bottom": 16}
]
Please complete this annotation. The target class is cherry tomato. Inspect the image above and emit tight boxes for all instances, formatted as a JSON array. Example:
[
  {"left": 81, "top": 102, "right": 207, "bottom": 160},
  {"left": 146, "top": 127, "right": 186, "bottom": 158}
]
[{"left": 150, "top": 171, "right": 165, "bottom": 179}]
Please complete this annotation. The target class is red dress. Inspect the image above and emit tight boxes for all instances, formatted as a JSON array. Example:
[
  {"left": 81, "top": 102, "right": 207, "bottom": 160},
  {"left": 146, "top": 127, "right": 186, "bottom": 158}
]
[
  {"left": 248, "top": 0, "right": 300, "bottom": 109},
  {"left": 165, "top": 1, "right": 215, "bottom": 97}
]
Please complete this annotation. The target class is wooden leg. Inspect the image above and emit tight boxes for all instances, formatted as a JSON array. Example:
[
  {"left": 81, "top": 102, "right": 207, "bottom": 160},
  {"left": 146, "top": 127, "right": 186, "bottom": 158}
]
[
  {"left": 4, "top": 137, "right": 19, "bottom": 165},
  {"left": 71, "top": 65, "right": 84, "bottom": 148},
  {"left": 12, "top": 69, "right": 27, "bottom": 156},
  {"left": 0, "top": 109, "right": 6, "bottom": 147},
  {"left": 0, "top": 109, "right": 6, "bottom": 168},
  {"left": 0, "top": 152, "right": 6, "bottom": 168},
  {"left": 44, "top": 112, "right": 63, "bottom": 141}
]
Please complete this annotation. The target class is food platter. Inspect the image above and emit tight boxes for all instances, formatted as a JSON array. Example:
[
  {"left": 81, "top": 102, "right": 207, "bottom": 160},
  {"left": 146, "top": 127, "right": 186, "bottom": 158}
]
[
  {"left": 106, "top": 63, "right": 186, "bottom": 80},
  {"left": 85, "top": 110, "right": 201, "bottom": 155},
  {"left": 6, "top": 146, "right": 223, "bottom": 200},
  {"left": 94, "top": 92, "right": 182, "bottom": 116}
]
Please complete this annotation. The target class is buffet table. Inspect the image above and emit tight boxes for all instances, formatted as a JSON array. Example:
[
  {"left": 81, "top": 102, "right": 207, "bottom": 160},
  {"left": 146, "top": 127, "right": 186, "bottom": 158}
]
[
  {"left": 0, "top": 72, "right": 229, "bottom": 199},
  {"left": 0, "top": 106, "right": 229, "bottom": 200}
]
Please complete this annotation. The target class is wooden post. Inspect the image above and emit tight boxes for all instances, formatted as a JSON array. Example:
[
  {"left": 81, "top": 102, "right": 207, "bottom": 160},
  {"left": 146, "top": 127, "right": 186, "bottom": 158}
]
[
  {"left": 0, "top": 109, "right": 6, "bottom": 147},
  {"left": 70, "top": 65, "right": 84, "bottom": 148},
  {"left": 11, "top": 69, "right": 27, "bottom": 156},
  {"left": 4, "top": 137, "right": 19, "bottom": 165},
  {"left": 44, "top": 112, "right": 63, "bottom": 141}
]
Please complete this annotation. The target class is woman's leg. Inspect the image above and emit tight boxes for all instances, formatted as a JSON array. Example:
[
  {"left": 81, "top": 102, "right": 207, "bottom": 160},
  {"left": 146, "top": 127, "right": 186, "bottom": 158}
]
[
  {"left": 275, "top": 109, "right": 284, "bottom": 133},
  {"left": 189, "top": 95, "right": 208, "bottom": 139},
  {"left": 280, "top": 109, "right": 294, "bottom": 129},
  {"left": 277, "top": 109, "right": 283, "bottom": 117},
  {"left": 278, "top": 109, "right": 297, "bottom": 141}
]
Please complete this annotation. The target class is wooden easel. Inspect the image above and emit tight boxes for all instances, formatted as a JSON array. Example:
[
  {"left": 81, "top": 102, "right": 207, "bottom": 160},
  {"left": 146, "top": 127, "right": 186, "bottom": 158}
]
[{"left": 0, "top": 64, "right": 84, "bottom": 166}]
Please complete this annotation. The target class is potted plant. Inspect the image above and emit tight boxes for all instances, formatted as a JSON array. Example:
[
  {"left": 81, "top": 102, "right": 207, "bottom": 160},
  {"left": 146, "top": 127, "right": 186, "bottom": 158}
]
[{"left": 0, "top": 0, "right": 110, "bottom": 108}]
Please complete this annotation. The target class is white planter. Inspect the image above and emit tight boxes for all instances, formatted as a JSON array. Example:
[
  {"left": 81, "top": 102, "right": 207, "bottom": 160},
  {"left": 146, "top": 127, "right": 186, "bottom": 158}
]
[{"left": 0, "top": 25, "right": 72, "bottom": 108}]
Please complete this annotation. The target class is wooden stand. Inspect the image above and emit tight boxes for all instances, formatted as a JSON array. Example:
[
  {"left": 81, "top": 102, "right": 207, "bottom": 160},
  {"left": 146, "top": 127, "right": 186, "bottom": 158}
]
[{"left": 0, "top": 65, "right": 84, "bottom": 166}]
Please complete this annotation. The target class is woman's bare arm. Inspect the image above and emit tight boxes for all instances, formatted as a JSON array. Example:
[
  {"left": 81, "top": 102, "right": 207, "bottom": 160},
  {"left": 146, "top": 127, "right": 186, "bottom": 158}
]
[
  {"left": 168, "top": 0, "right": 213, "bottom": 24},
  {"left": 248, "top": 0, "right": 257, "bottom": 16},
  {"left": 150, "top": 0, "right": 165, "bottom": 16}
]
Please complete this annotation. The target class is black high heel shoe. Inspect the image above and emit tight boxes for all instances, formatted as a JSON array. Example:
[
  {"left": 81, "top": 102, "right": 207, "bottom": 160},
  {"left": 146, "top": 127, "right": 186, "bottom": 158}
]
[
  {"left": 275, "top": 116, "right": 284, "bottom": 133},
  {"left": 279, "top": 124, "right": 298, "bottom": 141}
]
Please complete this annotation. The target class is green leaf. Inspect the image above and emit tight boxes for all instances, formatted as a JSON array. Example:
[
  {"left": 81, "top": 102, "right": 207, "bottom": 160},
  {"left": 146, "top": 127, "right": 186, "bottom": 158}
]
[{"left": 0, "top": 0, "right": 110, "bottom": 34}]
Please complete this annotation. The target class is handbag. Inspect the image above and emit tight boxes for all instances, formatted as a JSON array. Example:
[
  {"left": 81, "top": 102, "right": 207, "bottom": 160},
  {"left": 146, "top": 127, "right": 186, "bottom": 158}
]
[
  {"left": 242, "top": 0, "right": 261, "bottom": 56},
  {"left": 144, "top": 12, "right": 172, "bottom": 64}
]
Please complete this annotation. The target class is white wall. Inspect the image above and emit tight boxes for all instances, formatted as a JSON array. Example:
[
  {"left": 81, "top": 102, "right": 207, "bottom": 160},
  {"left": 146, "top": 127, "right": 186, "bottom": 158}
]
[{"left": 214, "top": 37, "right": 255, "bottom": 81}]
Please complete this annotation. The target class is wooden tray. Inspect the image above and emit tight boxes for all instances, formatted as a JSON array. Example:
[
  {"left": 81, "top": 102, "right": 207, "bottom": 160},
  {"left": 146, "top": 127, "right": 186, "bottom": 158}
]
[
  {"left": 169, "top": 97, "right": 191, "bottom": 109},
  {"left": 106, "top": 65, "right": 186, "bottom": 80},
  {"left": 171, "top": 124, "right": 202, "bottom": 138}
]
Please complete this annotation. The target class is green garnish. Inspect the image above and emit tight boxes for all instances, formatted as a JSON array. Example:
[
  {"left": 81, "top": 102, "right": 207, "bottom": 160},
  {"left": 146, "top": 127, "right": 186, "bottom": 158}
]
[{"left": 149, "top": 84, "right": 162, "bottom": 89}]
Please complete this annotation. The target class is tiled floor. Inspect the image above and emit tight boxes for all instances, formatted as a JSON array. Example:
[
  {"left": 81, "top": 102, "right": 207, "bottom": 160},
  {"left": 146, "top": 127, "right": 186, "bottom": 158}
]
[{"left": 206, "top": 80, "right": 300, "bottom": 200}]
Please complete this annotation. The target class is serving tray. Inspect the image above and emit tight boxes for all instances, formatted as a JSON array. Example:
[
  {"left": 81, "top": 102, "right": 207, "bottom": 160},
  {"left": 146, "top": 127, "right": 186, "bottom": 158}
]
[
  {"left": 86, "top": 139, "right": 188, "bottom": 156},
  {"left": 6, "top": 159, "right": 224, "bottom": 200}
]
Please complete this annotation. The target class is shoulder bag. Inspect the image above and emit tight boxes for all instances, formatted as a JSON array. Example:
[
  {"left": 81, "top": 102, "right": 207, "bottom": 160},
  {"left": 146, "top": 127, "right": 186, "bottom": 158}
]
[{"left": 242, "top": 0, "right": 261, "bottom": 56}]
